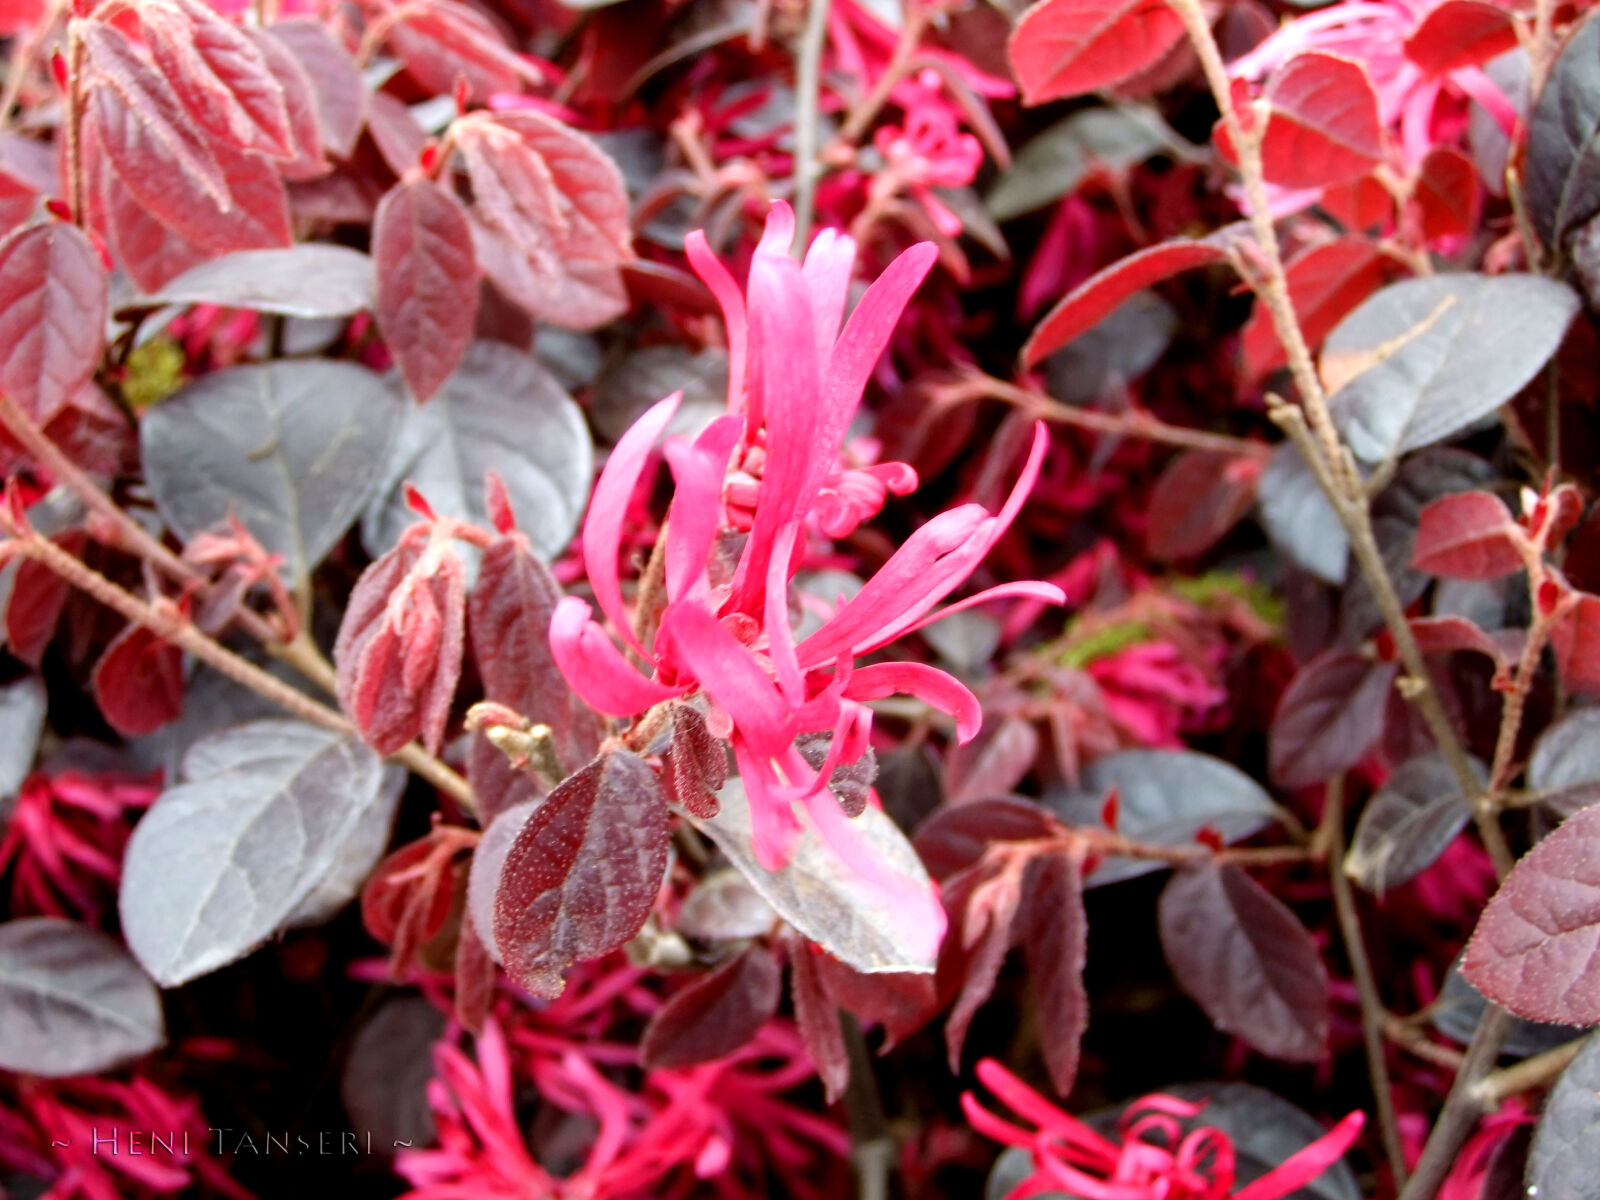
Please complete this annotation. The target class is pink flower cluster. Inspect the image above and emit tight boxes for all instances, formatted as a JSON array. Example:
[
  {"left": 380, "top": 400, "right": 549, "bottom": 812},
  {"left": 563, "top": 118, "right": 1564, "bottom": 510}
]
[{"left": 550, "top": 203, "right": 1061, "bottom": 955}]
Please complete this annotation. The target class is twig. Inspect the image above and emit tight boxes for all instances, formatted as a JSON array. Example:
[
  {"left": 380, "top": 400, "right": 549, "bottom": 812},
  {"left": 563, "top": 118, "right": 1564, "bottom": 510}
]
[
  {"left": 791, "top": 0, "right": 832, "bottom": 252},
  {"left": 840, "top": 1013, "right": 894, "bottom": 1200},
  {"left": 1382, "top": 1014, "right": 1467, "bottom": 1072},
  {"left": 1396, "top": 1005, "right": 1513, "bottom": 1200},
  {"left": 0, "top": 530, "right": 476, "bottom": 812},
  {"left": 1326, "top": 778, "right": 1408, "bottom": 1189},
  {"left": 954, "top": 372, "right": 1271, "bottom": 460},
  {"left": 1470, "top": 1036, "right": 1586, "bottom": 1108},
  {"left": 836, "top": 3, "right": 929, "bottom": 143}
]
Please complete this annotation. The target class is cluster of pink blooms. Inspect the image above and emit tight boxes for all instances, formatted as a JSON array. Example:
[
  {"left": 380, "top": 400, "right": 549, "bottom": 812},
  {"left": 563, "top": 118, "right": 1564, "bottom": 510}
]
[
  {"left": 869, "top": 70, "right": 986, "bottom": 238},
  {"left": 0, "top": 768, "right": 157, "bottom": 923},
  {"left": 965, "top": 1059, "right": 1365, "bottom": 1200},
  {"left": 0, "top": 1072, "right": 250, "bottom": 1200},
  {"left": 398, "top": 961, "right": 848, "bottom": 1200},
  {"left": 549, "top": 201, "right": 1061, "bottom": 958}
]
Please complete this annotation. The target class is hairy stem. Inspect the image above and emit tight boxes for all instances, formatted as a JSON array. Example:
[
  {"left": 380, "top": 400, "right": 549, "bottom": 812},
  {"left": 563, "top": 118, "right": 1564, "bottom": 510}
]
[{"left": 1326, "top": 778, "right": 1409, "bottom": 1189}]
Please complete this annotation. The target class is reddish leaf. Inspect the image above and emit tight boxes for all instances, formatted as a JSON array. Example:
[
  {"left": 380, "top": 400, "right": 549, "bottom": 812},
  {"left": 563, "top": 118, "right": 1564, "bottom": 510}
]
[
  {"left": 1240, "top": 238, "right": 1392, "bottom": 384},
  {"left": 242, "top": 25, "right": 327, "bottom": 181},
  {"left": 373, "top": 179, "right": 478, "bottom": 402},
  {"left": 938, "top": 855, "right": 1023, "bottom": 1071},
  {"left": 492, "top": 749, "right": 669, "bottom": 998},
  {"left": 5, "top": 535, "right": 79, "bottom": 667},
  {"left": 945, "top": 716, "right": 1039, "bottom": 805},
  {"left": 1158, "top": 863, "right": 1330, "bottom": 1061},
  {"left": 0, "top": 222, "right": 107, "bottom": 423},
  {"left": 1406, "top": 615, "right": 1511, "bottom": 670},
  {"left": 1412, "top": 491, "right": 1526, "bottom": 579},
  {"left": 265, "top": 20, "right": 366, "bottom": 159},
  {"left": 1021, "top": 848, "right": 1088, "bottom": 1095},
  {"left": 1462, "top": 804, "right": 1600, "bottom": 1024},
  {"left": 453, "top": 110, "right": 632, "bottom": 330},
  {"left": 1022, "top": 238, "right": 1231, "bottom": 366},
  {"left": 914, "top": 796, "right": 1060, "bottom": 881},
  {"left": 1404, "top": 0, "right": 1519, "bottom": 76},
  {"left": 91, "top": 135, "right": 208, "bottom": 292},
  {"left": 137, "top": 0, "right": 295, "bottom": 160},
  {"left": 362, "top": 830, "right": 468, "bottom": 976},
  {"left": 0, "top": 169, "right": 37, "bottom": 237},
  {"left": 1270, "top": 650, "right": 1398, "bottom": 787},
  {"left": 1254, "top": 53, "right": 1386, "bottom": 189},
  {"left": 1007, "top": 0, "right": 1187, "bottom": 105},
  {"left": 385, "top": 0, "right": 532, "bottom": 103},
  {"left": 1319, "top": 175, "right": 1393, "bottom": 233},
  {"left": 661, "top": 704, "right": 727, "bottom": 819},
  {"left": 334, "top": 521, "right": 466, "bottom": 756},
  {"left": 91, "top": 624, "right": 184, "bottom": 737},
  {"left": 453, "top": 918, "right": 496, "bottom": 1034},
  {"left": 789, "top": 940, "right": 849, "bottom": 1104},
  {"left": 640, "top": 946, "right": 783, "bottom": 1069},
  {"left": 366, "top": 92, "right": 428, "bottom": 178},
  {"left": 1414, "top": 146, "right": 1482, "bottom": 243},
  {"left": 814, "top": 951, "right": 938, "bottom": 1051},
  {"left": 1146, "top": 450, "right": 1263, "bottom": 561},
  {"left": 1549, "top": 593, "right": 1600, "bottom": 697},
  {"left": 466, "top": 534, "right": 601, "bottom": 818}
]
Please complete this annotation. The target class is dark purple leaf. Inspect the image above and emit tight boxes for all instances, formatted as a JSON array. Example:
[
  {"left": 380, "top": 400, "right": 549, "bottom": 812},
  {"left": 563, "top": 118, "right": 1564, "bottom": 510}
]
[
  {"left": 339, "top": 997, "right": 442, "bottom": 1153},
  {"left": 1345, "top": 751, "right": 1475, "bottom": 893},
  {"left": 493, "top": 750, "right": 669, "bottom": 997},
  {"left": 1270, "top": 650, "right": 1398, "bottom": 788},
  {"left": 675, "top": 869, "right": 775, "bottom": 941},
  {"left": 945, "top": 716, "right": 1039, "bottom": 805},
  {"left": 662, "top": 704, "right": 727, "bottom": 819},
  {"left": 939, "top": 855, "right": 1022, "bottom": 1072},
  {"left": 1158, "top": 863, "right": 1330, "bottom": 1061},
  {"left": 789, "top": 939, "right": 849, "bottom": 1103},
  {"left": 640, "top": 946, "right": 782, "bottom": 1068},
  {"left": 914, "top": 796, "right": 1059, "bottom": 882},
  {"left": 1022, "top": 848, "right": 1088, "bottom": 1095},
  {"left": 1524, "top": 13, "right": 1600, "bottom": 255}
]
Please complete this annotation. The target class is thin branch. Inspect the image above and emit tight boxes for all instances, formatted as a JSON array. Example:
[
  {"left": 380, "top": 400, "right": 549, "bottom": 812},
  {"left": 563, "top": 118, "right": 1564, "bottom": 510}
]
[
  {"left": 835, "top": 3, "right": 928, "bottom": 143},
  {"left": 1383, "top": 1014, "right": 1468, "bottom": 1072},
  {"left": 955, "top": 372, "right": 1271, "bottom": 459},
  {"left": 1326, "top": 778, "right": 1409, "bottom": 1189},
  {"left": 1470, "top": 1036, "right": 1585, "bottom": 1108},
  {"left": 791, "top": 0, "right": 832, "bottom": 251},
  {"left": 0, "top": 530, "right": 476, "bottom": 813},
  {"left": 1396, "top": 1005, "right": 1513, "bottom": 1200}
]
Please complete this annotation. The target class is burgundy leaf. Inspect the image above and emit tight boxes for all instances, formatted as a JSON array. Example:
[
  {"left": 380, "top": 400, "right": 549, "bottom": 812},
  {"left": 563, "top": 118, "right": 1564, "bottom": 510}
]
[
  {"left": 0, "top": 222, "right": 107, "bottom": 423},
  {"left": 789, "top": 939, "right": 850, "bottom": 1103},
  {"left": 1257, "top": 53, "right": 1385, "bottom": 189},
  {"left": 492, "top": 749, "right": 669, "bottom": 998},
  {"left": 263, "top": 20, "right": 366, "bottom": 159},
  {"left": 466, "top": 533, "right": 601, "bottom": 814},
  {"left": 362, "top": 831, "right": 465, "bottom": 976},
  {"left": 454, "top": 918, "right": 496, "bottom": 1034},
  {"left": 794, "top": 733, "right": 875, "bottom": 818},
  {"left": 1158, "top": 863, "right": 1330, "bottom": 1061},
  {"left": 373, "top": 179, "right": 478, "bottom": 402},
  {"left": 137, "top": 0, "right": 295, "bottom": 159},
  {"left": 334, "top": 522, "right": 467, "bottom": 756},
  {"left": 945, "top": 716, "right": 1039, "bottom": 805},
  {"left": 662, "top": 704, "right": 727, "bottom": 819},
  {"left": 914, "top": 796, "right": 1060, "bottom": 881},
  {"left": 1269, "top": 650, "right": 1398, "bottom": 788},
  {"left": 1007, "top": 0, "right": 1187, "bottom": 105},
  {"left": 814, "top": 951, "right": 938, "bottom": 1051},
  {"left": 640, "top": 946, "right": 783, "bottom": 1069},
  {"left": 1411, "top": 491, "right": 1526, "bottom": 579},
  {"left": 1462, "top": 804, "right": 1600, "bottom": 1024},
  {"left": 1022, "top": 239, "right": 1231, "bottom": 366},
  {"left": 939, "top": 855, "right": 1023, "bottom": 1071},
  {"left": 0, "top": 168, "right": 37, "bottom": 236},
  {"left": 385, "top": 0, "right": 531, "bottom": 103},
  {"left": 1022, "top": 848, "right": 1088, "bottom": 1095},
  {"left": 91, "top": 624, "right": 185, "bottom": 738},
  {"left": 1406, "top": 615, "right": 1511, "bottom": 671},
  {"left": 1146, "top": 450, "right": 1264, "bottom": 561},
  {"left": 84, "top": 117, "right": 206, "bottom": 292},
  {"left": 5, "top": 536, "right": 78, "bottom": 667}
]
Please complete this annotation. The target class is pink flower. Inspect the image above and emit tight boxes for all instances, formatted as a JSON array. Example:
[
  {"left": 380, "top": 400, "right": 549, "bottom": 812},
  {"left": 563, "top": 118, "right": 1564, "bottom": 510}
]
[
  {"left": 965, "top": 1058, "right": 1365, "bottom": 1200},
  {"left": 870, "top": 70, "right": 986, "bottom": 238},
  {"left": 550, "top": 203, "right": 1062, "bottom": 959}
]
